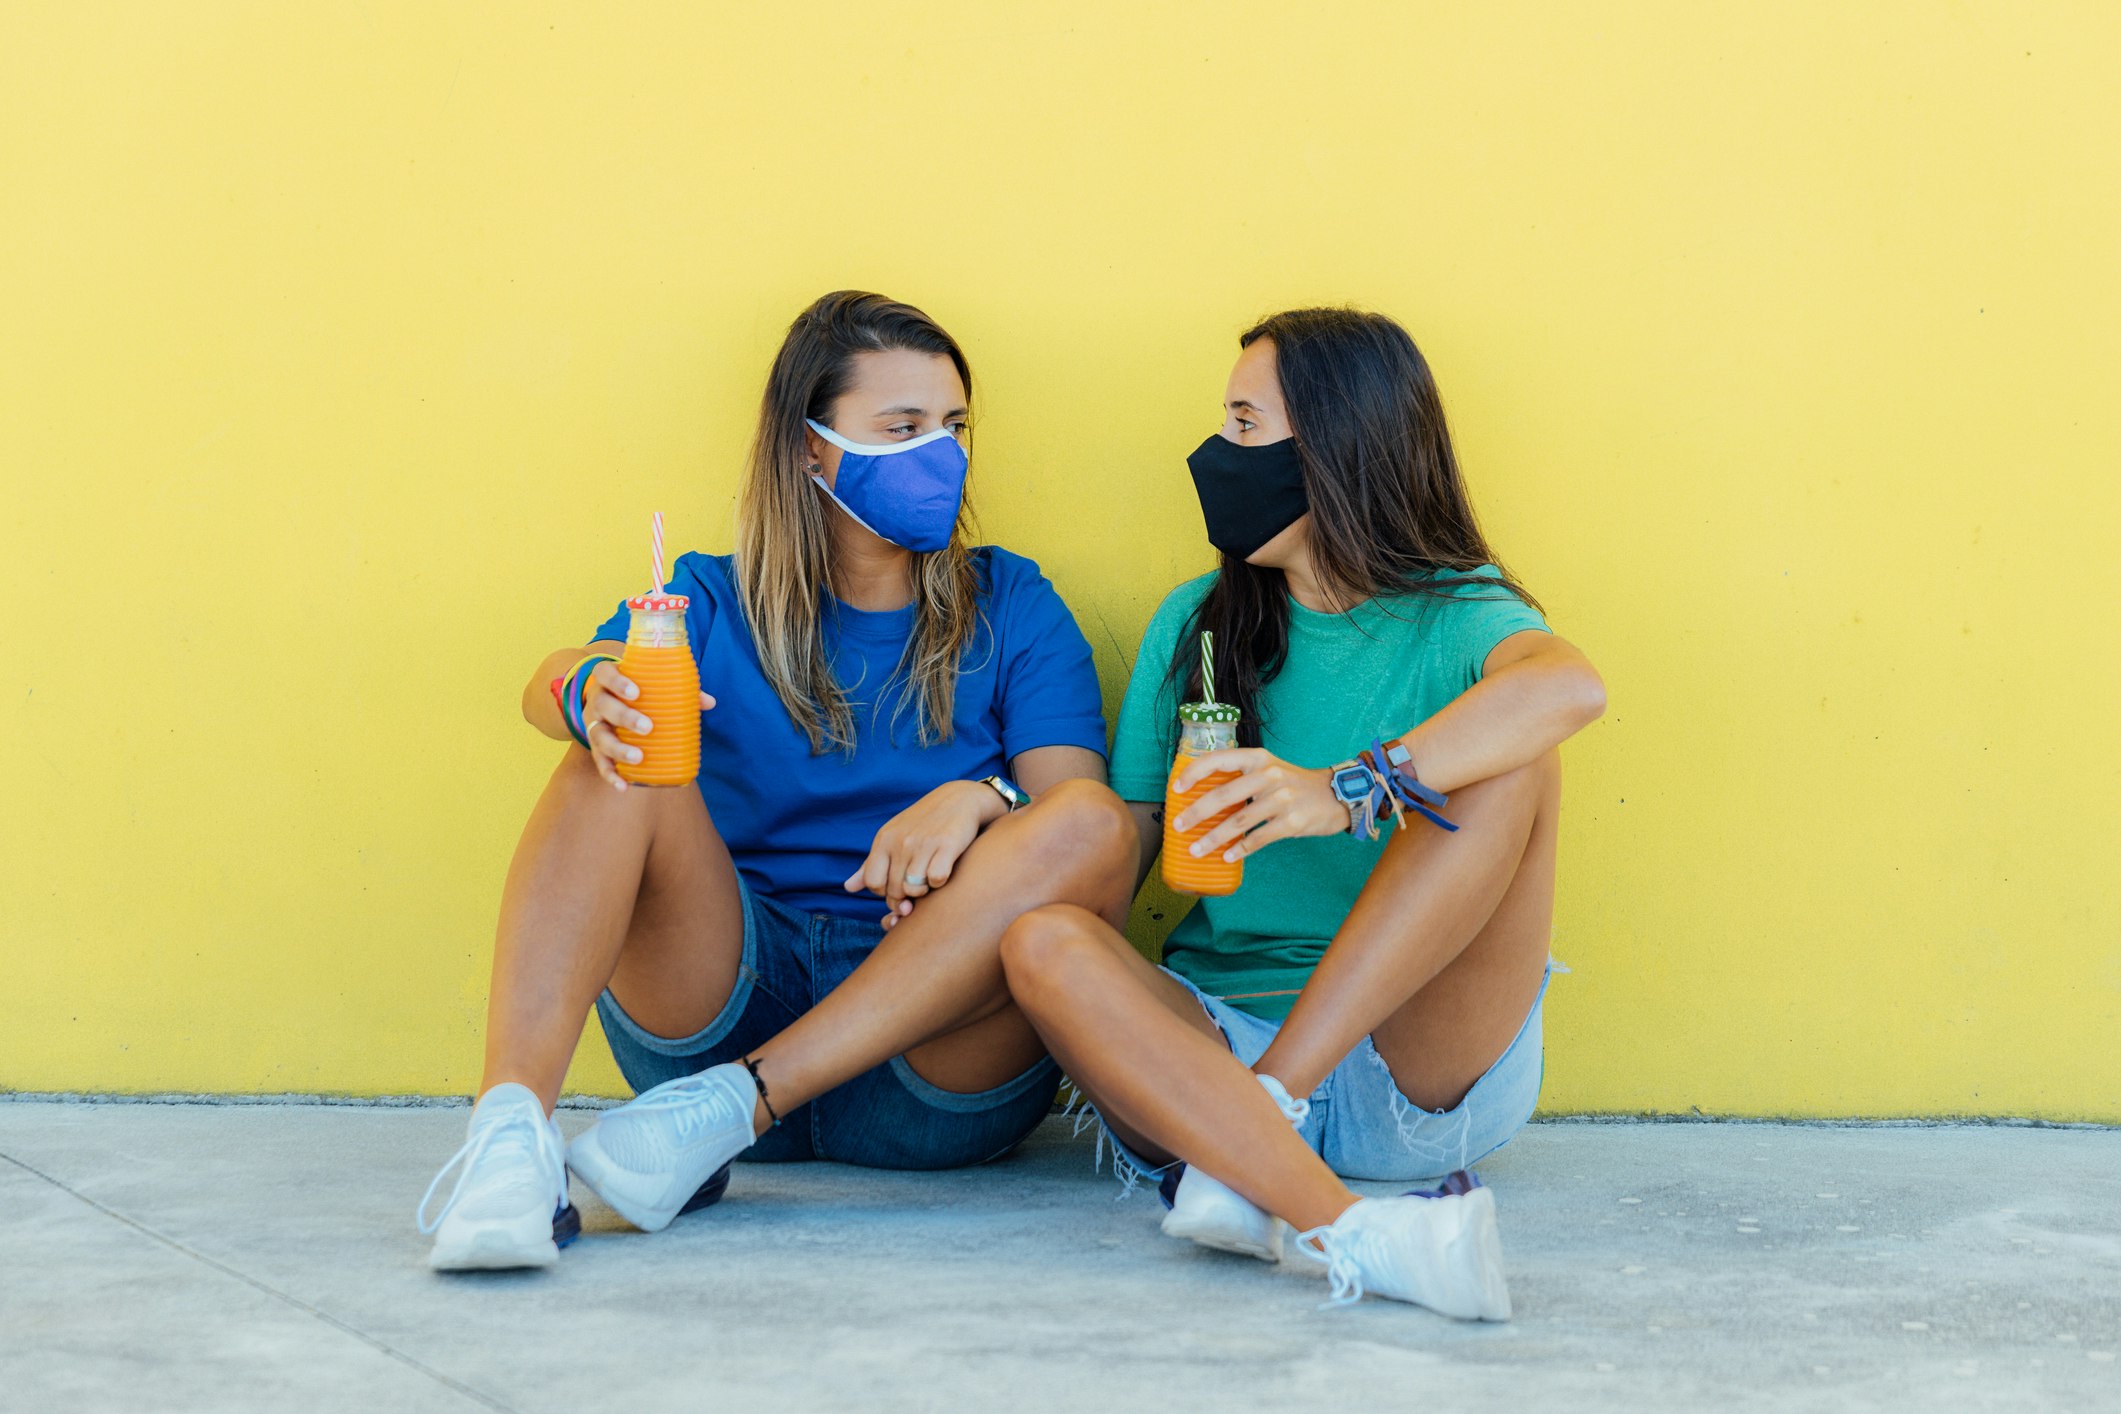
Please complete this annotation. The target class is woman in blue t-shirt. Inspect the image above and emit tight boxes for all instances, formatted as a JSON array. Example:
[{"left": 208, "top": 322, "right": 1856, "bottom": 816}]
[
  {"left": 418, "top": 291, "right": 1134, "bottom": 1270},
  {"left": 998, "top": 308, "right": 1607, "bottom": 1318}
]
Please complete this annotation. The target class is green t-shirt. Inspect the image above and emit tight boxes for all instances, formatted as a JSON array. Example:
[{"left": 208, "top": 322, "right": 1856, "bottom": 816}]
[{"left": 1110, "top": 567, "right": 1549, "bottom": 1021}]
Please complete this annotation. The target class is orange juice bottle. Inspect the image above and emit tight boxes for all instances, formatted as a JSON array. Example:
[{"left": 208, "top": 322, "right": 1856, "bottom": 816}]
[
  {"left": 1161, "top": 700, "right": 1244, "bottom": 897},
  {"left": 612, "top": 592, "right": 700, "bottom": 786}
]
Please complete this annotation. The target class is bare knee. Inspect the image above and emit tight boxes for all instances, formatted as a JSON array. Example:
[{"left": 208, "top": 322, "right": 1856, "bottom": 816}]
[
  {"left": 1015, "top": 778, "right": 1136, "bottom": 878},
  {"left": 999, "top": 904, "right": 1115, "bottom": 1012},
  {"left": 548, "top": 744, "right": 706, "bottom": 823},
  {"left": 1448, "top": 748, "right": 1559, "bottom": 819}
]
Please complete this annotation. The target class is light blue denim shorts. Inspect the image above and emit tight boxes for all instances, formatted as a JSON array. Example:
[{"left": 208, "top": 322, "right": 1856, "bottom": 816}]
[{"left": 1094, "top": 962, "right": 1554, "bottom": 1187}]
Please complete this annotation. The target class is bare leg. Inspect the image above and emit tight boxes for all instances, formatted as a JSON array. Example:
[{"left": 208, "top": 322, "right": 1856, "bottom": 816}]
[
  {"left": 1255, "top": 752, "right": 1559, "bottom": 1107},
  {"left": 1000, "top": 753, "right": 1562, "bottom": 1231},
  {"left": 742, "top": 780, "right": 1138, "bottom": 1131},
  {"left": 481, "top": 748, "right": 745, "bottom": 1111},
  {"left": 1001, "top": 906, "right": 1362, "bottom": 1232}
]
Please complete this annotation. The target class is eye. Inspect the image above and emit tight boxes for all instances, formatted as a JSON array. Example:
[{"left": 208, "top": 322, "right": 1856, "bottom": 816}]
[
  {"left": 1235, "top": 417, "right": 1257, "bottom": 433},
  {"left": 887, "top": 424, "right": 917, "bottom": 438},
  {"left": 948, "top": 421, "right": 969, "bottom": 438}
]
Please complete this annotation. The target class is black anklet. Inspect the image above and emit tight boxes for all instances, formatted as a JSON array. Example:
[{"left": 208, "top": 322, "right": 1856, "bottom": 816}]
[{"left": 741, "top": 1055, "right": 781, "bottom": 1129}]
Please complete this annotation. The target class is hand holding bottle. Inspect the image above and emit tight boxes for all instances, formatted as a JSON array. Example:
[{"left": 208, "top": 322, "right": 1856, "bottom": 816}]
[{"left": 581, "top": 661, "right": 716, "bottom": 792}]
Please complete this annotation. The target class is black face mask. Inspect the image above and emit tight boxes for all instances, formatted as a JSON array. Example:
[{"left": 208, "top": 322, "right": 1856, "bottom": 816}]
[{"left": 1186, "top": 434, "right": 1309, "bottom": 561}]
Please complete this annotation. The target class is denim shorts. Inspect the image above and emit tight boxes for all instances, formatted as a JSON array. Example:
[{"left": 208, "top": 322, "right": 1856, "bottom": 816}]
[
  {"left": 595, "top": 880, "right": 1059, "bottom": 1170},
  {"left": 1096, "top": 963, "right": 1554, "bottom": 1187}
]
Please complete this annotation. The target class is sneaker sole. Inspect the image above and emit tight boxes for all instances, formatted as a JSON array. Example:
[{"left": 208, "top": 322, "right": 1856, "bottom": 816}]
[
  {"left": 567, "top": 1131, "right": 733, "bottom": 1233},
  {"left": 678, "top": 1163, "right": 733, "bottom": 1215},
  {"left": 1459, "top": 1190, "right": 1512, "bottom": 1321},
  {"left": 430, "top": 1212, "right": 565, "bottom": 1272},
  {"left": 1160, "top": 1208, "right": 1285, "bottom": 1262}
]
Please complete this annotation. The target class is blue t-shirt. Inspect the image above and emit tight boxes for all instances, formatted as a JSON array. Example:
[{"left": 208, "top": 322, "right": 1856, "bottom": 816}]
[{"left": 590, "top": 547, "right": 1107, "bottom": 920}]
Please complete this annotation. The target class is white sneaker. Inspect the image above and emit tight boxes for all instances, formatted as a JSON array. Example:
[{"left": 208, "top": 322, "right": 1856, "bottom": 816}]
[
  {"left": 567, "top": 1062, "right": 759, "bottom": 1233},
  {"left": 1295, "top": 1174, "right": 1513, "bottom": 1320},
  {"left": 1159, "top": 1073, "right": 1310, "bottom": 1262},
  {"left": 417, "top": 1082, "right": 575, "bottom": 1271}
]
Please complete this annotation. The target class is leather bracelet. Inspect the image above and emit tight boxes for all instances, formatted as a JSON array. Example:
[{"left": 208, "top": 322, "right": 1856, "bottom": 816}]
[
  {"left": 742, "top": 1055, "right": 782, "bottom": 1129},
  {"left": 1364, "top": 736, "right": 1458, "bottom": 833}
]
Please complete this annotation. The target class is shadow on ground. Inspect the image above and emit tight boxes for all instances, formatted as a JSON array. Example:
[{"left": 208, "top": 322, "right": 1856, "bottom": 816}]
[{"left": 2, "top": 1105, "right": 2115, "bottom": 1412}]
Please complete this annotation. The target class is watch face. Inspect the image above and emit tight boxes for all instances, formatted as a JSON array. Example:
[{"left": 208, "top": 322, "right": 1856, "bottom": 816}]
[{"left": 1331, "top": 766, "right": 1371, "bottom": 803}]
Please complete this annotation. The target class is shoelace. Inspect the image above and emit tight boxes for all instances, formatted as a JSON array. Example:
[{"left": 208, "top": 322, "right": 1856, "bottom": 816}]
[
  {"left": 1294, "top": 1222, "right": 1373, "bottom": 1309},
  {"left": 416, "top": 1103, "right": 563, "bottom": 1234},
  {"left": 620, "top": 1071, "right": 745, "bottom": 1146},
  {"left": 1295, "top": 1174, "right": 1484, "bottom": 1310}
]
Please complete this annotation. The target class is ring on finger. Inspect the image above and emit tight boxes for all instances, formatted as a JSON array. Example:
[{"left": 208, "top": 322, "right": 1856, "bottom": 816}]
[{"left": 903, "top": 871, "right": 927, "bottom": 889}]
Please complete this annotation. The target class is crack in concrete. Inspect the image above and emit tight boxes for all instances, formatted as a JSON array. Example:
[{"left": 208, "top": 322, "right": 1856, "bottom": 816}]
[{"left": 0, "top": 1149, "right": 519, "bottom": 1414}]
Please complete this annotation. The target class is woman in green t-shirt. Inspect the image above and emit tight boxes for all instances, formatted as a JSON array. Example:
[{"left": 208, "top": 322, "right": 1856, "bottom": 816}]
[{"left": 997, "top": 307, "right": 1607, "bottom": 1319}]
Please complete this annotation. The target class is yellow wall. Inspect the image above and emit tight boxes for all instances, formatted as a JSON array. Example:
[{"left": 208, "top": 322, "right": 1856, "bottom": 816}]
[{"left": 4, "top": 3, "right": 2116, "bottom": 1119}]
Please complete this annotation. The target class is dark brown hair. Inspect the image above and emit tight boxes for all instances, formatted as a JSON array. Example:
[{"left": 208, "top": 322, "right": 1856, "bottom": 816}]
[{"left": 1170, "top": 307, "right": 1536, "bottom": 745}]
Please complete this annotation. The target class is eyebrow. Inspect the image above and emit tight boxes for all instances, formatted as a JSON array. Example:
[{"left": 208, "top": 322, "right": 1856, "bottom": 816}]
[
  {"left": 874, "top": 405, "right": 970, "bottom": 419},
  {"left": 1227, "top": 399, "right": 1262, "bottom": 412}
]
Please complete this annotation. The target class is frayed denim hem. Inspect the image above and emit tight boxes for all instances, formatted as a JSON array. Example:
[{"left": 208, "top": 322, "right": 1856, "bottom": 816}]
[
  {"left": 1354, "top": 1038, "right": 1481, "bottom": 1175},
  {"left": 1057, "top": 1080, "right": 1169, "bottom": 1199}
]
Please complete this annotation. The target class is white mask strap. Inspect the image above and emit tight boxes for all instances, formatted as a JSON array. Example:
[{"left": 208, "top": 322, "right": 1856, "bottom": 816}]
[
  {"left": 808, "top": 473, "right": 893, "bottom": 544},
  {"left": 804, "top": 418, "right": 960, "bottom": 457}
]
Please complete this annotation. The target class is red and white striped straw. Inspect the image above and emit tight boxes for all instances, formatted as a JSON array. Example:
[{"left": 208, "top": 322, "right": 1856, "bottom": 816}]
[{"left": 650, "top": 511, "right": 666, "bottom": 594}]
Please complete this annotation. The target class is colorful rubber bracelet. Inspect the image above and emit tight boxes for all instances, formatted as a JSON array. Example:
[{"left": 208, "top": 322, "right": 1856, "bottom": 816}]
[
  {"left": 571, "top": 654, "right": 617, "bottom": 739},
  {"left": 563, "top": 654, "right": 618, "bottom": 749}
]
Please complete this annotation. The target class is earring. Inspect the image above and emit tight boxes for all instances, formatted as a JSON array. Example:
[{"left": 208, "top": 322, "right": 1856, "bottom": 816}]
[{"left": 806, "top": 462, "right": 821, "bottom": 473}]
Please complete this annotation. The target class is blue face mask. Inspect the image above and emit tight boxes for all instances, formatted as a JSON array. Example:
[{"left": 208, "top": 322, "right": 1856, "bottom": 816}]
[{"left": 805, "top": 419, "right": 969, "bottom": 553}]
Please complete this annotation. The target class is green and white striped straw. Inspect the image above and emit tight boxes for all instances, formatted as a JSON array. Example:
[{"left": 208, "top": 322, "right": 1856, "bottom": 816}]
[{"left": 1200, "top": 630, "right": 1216, "bottom": 705}]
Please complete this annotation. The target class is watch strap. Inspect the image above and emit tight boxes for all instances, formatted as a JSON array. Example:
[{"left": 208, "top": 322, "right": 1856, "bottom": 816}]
[{"left": 979, "top": 775, "right": 1030, "bottom": 811}]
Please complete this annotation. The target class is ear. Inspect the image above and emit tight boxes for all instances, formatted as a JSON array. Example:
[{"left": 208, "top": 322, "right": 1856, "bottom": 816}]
[{"left": 802, "top": 423, "right": 839, "bottom": 490}]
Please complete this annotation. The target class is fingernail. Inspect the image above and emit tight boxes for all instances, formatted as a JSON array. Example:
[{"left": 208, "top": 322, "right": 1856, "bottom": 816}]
[
  {"left": 623, "top": 685, "right": 638, "bottom": 700},
  {"left": 1188, "top": 843, "right": 1204, "bottom": 858},
  {"left": 627, "top": 749, "right": 642, "bottom": 763},
  {"left": 635, "top": 720, "right": 652, "bottom": 734}
]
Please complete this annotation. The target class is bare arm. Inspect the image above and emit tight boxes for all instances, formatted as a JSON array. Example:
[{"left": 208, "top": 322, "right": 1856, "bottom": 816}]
[
  {"left": 1009, "top": 743, "right": 1106, "bottom": 797},
  {"left": 863, "top": 744, "right": 1110, "bottom": 928},
  {"left": 1392, "top": 630, "right": 1605, "bottom": 793},
  {"left": 520, "top": 639, "right": 628, "bottom": 740},
  {"left": 1173, "top": 630, "right": 1607, "bottom": 863}
]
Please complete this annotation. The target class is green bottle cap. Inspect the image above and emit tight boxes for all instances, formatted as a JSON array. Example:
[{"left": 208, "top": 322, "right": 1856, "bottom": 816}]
[{"left": 1178, "top": 700, "right": 1242, "bottom": 724}]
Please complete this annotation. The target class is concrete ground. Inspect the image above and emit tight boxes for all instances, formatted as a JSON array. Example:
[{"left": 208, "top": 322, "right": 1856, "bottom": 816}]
[{"left": 1, "top": 1103, "right": 2115, "bottom": 1413}]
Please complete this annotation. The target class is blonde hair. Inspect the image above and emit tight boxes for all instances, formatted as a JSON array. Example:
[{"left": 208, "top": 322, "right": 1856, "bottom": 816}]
[{"left": 734, "top": 292, "right": 982, "bottom": 754}]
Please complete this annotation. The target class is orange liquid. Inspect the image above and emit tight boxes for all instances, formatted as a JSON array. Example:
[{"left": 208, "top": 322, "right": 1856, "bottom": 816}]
[
  {"left": 613, "top": 644, "right": 701, "bottom": 786},
  {"left": 1161, "top": 753, "right": 1245, "bottom": 896}
]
